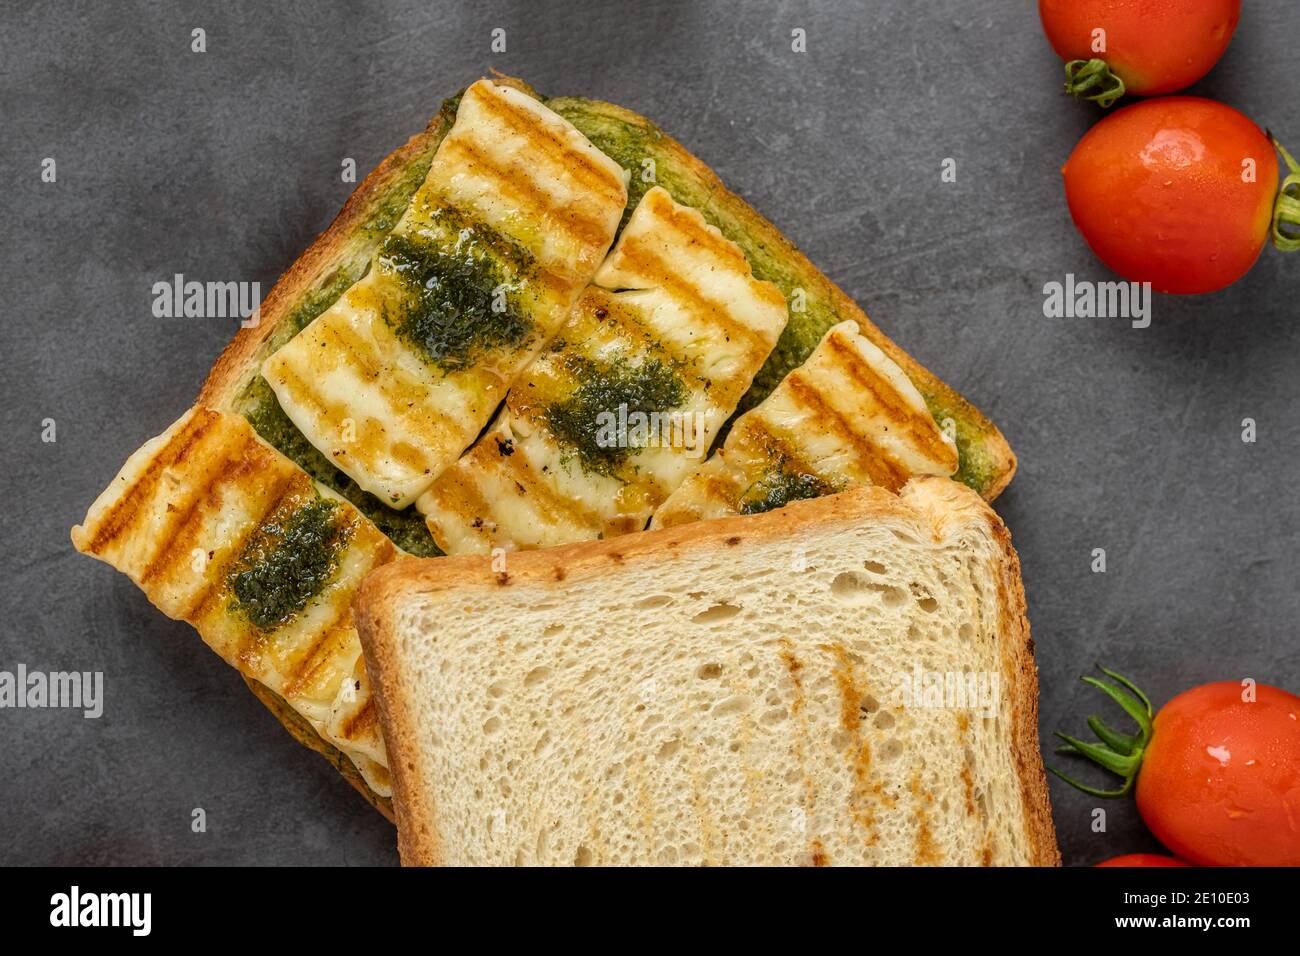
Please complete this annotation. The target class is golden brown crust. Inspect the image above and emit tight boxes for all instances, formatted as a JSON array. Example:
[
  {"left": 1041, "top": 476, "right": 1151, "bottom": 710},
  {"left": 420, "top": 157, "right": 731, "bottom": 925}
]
[
  {"left": 355, "top": 558, "right": 440, "bottom": 863},
  {"left": 896, "top": 481, "right": 1059, "bottom": 866},
  {"left": 356, "top": 477, "right": 1056, "bottom": 866},
  {"left": 979, "top": 504, "right": 1060, "bottom": 866}
]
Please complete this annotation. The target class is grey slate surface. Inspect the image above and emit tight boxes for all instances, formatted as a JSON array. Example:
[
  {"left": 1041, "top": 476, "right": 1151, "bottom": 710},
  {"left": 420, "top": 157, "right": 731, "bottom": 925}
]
[{"left": 2, "top": 0, "right": 1296, "bottom": 866}]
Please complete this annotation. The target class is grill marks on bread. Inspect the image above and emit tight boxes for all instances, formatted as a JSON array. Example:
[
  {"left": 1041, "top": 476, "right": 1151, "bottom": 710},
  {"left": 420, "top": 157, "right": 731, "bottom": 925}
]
[
  {"left": 261, "top": 80, "right": 627, "bottom": 508},
  {"left": 355, "top": 480, "right": 1057, "bottom": 866}
]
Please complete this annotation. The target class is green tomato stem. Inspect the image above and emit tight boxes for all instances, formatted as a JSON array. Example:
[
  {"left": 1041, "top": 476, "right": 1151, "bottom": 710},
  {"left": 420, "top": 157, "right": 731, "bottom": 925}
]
[
  {"left": 1063, "top": 59, "right": 1126, "bottom": 109},
  {"left": 1087, "top": 714, "right": 1138, "bottom": 755},
  {"left": 1048, "top": 766, "right": 1134, "bottom": 799},
  {"left": 1270, "top": 134, "right": 1300, "bottom": 253},
  {"left": 1049, "top": 665, "right": 1154, "bottom": 799}
]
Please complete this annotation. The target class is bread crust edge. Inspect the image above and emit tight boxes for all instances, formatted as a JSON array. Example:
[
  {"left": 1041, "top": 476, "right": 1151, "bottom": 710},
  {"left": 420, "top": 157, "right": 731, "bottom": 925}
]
[{"left": 242, "top": 677, "right": 395, "bottom": 823}]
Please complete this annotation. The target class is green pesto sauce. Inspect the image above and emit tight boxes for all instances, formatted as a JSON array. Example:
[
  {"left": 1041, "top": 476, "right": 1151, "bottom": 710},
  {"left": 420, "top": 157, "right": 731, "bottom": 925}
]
[
  {"left": 739, "top": 467, "right": 837, "bottom": 516},
  {"left": 442, "top": 90, "right": 465, "bottom": 115},
  {"left": 285, "top": 267, "right": 363, "bottom": 338},
  {"left": 379, "top": 223, "right": 535, "bottom": 373},
  {"left": 235, "top": 137, "right": 451, "bottom": 557},
  {"left": 241, "top": 380, "right": 441, "bottom": 556},
  {"left": 359, "top": 156, "right": 436, "bottom": 239},
  {"left": 548, "top": 96, "right": 1002, "bottom": 497},
  {"left": 543, "top": 352, "right": 687, "bottom": 478},
  {"left": 228, "top": 498, "right": 349, "bottom": 631}
]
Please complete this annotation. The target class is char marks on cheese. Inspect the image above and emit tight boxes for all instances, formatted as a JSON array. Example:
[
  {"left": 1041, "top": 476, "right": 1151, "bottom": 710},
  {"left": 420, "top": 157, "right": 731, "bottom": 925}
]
[
  {"left": 651, "top": 321, "right": 959, "bottom": 529},
  {"left": 71, "top": 407, "right": 398, "bottom": 795},
  {"left": 261, "top": 80, "right": 628, "bottom": 508},
  {"left": 416, "top": 186, "right": 789, "bottom": 554}
]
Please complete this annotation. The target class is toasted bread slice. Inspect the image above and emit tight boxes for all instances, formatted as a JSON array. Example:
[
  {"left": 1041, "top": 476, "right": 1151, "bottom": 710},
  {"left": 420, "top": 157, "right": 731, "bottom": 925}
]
[
  {"left": 200, "top": 77, "right": 1014, "bottom": 546},
  {"left": 356, "top": 478, "right": 1057, "bottom": 866},
  {"left": 79, "top": 76, "right": 1017, "bottom": 814}
]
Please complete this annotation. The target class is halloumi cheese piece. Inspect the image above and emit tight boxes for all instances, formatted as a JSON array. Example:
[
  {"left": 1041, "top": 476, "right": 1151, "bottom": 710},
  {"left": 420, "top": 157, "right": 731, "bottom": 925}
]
[
  {"left": 72, "top": 407, "right": 399, "bottom": 796},
  {"left": 651, "top": 321, "right": 958, "bottom": 529},
  {"left": 262, "top": 79, "right": 628, "bottom": 508},
  {"left": 416, "top": 186, "right": 789, "bottom": 554}
]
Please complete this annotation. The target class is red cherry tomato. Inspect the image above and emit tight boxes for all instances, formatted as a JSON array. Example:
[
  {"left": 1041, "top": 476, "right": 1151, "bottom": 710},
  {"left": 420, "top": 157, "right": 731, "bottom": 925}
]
[
  {"left": 1040, "top": 0, "right": 1241, "bottom": 102},
  {"left": 1095, "top": 854, "right": 1191, "bottom": 867},
  {"left": 1136, "top": 682, "right": 1300, "bottom": 868},
  {"left": 1056, "top": 672, "right": 1300, "bottom": 868},
  {"left": 1062, "top": 97, "right": 1279, "bottom": 294}
]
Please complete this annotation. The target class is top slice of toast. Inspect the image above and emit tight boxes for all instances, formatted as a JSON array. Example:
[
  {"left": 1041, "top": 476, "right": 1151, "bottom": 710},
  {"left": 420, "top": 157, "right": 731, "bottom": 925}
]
[{"left": 356, "top": 477, "right": 1058, "bottom": 866}]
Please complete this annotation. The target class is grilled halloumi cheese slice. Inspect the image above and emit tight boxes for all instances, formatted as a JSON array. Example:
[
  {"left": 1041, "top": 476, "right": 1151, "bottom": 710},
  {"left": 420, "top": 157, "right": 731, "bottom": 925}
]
[
  {"left": 416, "top": 186, "right": 789, "bottom": 554},
  {"left": 262, "top": 79, "right": 628, "bottom": 508},
  {"left": 651, "top": 321, "right": 959, "bottom": 529},
  {"left": 72, "top": 407, "right": 399, "bottom": 796}
]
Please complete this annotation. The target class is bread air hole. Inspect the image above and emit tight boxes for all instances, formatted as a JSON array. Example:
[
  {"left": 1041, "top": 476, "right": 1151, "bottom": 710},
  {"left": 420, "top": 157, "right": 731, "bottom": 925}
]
[
  {"left": 829, "top": 571, "right": 907, "bottom": 607},
  {"left": 692, "top": 602, "right": 742, "bottom": 624},
  {"left": 712, "top": 695, "right": 751, "bottom": 717}
]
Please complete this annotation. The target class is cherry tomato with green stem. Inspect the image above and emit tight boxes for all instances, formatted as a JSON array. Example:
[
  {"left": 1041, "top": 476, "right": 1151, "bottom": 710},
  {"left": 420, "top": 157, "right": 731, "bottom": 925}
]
[
  {"left": 1039, "top": 0, "right": 1241, "bottom": 107},
  {"left": 1062, "top": 97, "right": 1300, "bottom": 294},
  {"left": 1054, "top": 668, "right": 1300, "bottom": 867}
]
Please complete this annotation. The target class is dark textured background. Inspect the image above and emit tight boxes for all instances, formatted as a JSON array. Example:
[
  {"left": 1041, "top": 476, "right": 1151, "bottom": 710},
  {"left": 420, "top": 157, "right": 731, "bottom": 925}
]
[{"left": 2, "top": 0, "right": 1296, "bottom": 866}]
